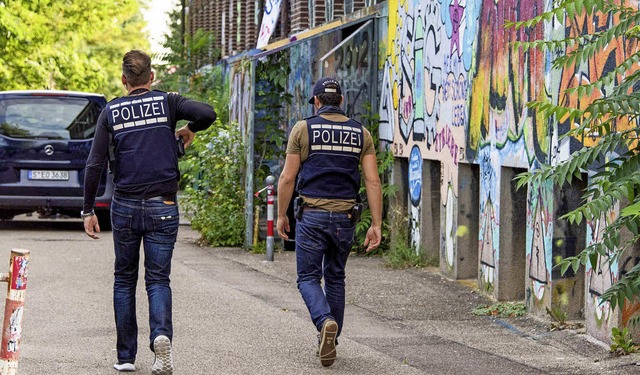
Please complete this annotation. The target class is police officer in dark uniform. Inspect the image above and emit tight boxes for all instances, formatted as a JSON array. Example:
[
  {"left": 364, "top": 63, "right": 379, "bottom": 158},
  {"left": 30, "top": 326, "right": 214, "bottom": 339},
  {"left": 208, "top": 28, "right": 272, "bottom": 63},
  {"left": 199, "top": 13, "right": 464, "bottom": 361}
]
[
  {"left": 82, "top": 50, "right": 216, "bottom": 374},
  {"left": 276, "top": 77, "right": 382, "bottom": 367}
]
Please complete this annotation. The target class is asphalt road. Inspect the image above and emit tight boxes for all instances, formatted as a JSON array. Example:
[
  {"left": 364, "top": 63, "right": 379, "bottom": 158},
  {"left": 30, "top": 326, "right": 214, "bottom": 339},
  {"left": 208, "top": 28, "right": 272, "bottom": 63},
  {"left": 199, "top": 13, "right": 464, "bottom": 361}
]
[{"left": 1, "top": 215, "right": 640, "bottom": 375}]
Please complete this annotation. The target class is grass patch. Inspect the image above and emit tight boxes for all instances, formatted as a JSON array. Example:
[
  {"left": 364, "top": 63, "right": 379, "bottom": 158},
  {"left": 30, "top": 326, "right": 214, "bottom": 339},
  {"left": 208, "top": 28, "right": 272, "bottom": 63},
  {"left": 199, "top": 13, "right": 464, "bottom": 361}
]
[
  {"left": 385, "top": 242, "right": 426, "bottom": 269},
  {"left": 384, "top": 208, "right": 426, "bottom": 269},
  {"left": 250, "top": 241, "right": 266, "bottom": 254},
  {"left": 472, "top": 301, "right": 526, "bottom": 317}
]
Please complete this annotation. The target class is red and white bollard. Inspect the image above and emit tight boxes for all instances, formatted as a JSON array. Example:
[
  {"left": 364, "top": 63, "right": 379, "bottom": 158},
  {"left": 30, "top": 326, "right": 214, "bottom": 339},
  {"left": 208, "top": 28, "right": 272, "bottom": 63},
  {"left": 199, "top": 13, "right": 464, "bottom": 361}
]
[
  {"left": 265, "top": 175, "right": 276, "bottom": 262},
  {"left": 0, "top": 249, "right": 30, "bottom": 375},
  {"left": 254, "top": 176, "right": 276, "bottom": 262}
]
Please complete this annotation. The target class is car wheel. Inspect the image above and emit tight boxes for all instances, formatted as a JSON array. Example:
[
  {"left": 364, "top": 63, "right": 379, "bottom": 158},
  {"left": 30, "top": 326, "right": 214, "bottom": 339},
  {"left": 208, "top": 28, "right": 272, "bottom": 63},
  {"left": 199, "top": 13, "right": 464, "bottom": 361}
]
[
  {"left": 96, "top": 210, "right": 112, "bottom": 231},
  {"left": 0, "top": 210, "right": 16, "bottom": 220}
]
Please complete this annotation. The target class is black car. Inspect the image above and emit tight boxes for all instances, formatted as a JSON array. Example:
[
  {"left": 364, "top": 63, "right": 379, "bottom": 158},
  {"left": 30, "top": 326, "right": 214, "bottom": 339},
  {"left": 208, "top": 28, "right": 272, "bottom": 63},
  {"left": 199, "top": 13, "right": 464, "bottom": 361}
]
[{"left": 0, "top": 90, "right": 113, "bottom": 228}]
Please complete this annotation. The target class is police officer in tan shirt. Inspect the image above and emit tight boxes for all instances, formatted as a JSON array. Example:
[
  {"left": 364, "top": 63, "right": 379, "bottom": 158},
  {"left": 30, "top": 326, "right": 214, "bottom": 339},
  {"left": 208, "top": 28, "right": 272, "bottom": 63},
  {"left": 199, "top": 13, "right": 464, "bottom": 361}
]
[{"left": 277, "top": 77, "right": 382, "bottom": 367}]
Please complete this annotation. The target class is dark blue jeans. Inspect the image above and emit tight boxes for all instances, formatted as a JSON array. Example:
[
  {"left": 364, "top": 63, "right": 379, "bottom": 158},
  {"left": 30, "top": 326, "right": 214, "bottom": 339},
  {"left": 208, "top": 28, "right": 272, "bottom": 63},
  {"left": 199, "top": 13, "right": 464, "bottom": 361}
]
[
  {"left": 111, "top": 196, "right": 179, "bottom": 363},
  {"left": 295, "top": 210, "right": 356, "bottom": 337}
]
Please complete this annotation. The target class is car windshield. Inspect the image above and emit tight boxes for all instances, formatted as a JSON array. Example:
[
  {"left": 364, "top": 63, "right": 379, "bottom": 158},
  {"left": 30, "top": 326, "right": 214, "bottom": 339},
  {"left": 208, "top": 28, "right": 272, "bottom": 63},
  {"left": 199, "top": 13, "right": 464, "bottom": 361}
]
[{"left": 0, "top": 96, "right": 102, "bottom": 140}]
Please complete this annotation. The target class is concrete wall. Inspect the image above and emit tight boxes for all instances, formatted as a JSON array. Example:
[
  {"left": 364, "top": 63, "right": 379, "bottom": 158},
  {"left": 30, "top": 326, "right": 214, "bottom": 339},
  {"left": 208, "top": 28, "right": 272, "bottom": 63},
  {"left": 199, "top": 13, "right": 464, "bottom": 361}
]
[
  {"left": 375, "top": 0, "right": 640, "bottom": 344},
  {"left": 223, "top": 0, "right": 640, "bottom": 344}
]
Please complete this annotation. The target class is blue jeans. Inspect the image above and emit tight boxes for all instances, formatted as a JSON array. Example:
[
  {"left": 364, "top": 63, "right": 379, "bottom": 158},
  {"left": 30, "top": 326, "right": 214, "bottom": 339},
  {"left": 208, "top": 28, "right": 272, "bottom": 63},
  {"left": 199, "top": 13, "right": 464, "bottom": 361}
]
[
  {"left": 111, "top": 196, "right": 179, "bottom": 363},
  {"left": 295, "top": 210, "right": 356, "bottom": 337}
]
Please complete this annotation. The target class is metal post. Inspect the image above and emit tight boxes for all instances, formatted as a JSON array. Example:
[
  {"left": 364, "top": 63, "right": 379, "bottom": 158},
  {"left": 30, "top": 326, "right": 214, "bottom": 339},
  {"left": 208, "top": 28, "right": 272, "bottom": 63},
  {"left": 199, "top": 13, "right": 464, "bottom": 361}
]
[
  {"left": 244, "top": 60, "right": 257, "bottom": 249},
  {"left": 0, "top": 249, "right": 30, "bottom": 375},
  {"left": 265, "top": 175, "right": 276, "bottom": 262}
]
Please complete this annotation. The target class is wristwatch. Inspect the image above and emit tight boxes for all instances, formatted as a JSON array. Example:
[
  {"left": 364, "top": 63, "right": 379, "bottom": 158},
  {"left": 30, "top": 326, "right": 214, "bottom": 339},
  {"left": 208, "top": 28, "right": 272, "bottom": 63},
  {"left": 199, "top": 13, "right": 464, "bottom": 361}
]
[{"left": 80, "top": 210, "right": 95, "bottom": 219}]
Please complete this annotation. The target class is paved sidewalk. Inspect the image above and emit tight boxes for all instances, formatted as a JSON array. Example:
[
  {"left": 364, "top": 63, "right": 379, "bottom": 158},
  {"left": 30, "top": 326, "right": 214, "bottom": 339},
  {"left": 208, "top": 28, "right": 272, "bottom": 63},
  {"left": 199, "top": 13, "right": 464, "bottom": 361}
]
[
  {"left": 181, "top": 225, "right": 640, "bottom": 374},
  {"left": 8, "top": 215, "right": 640, "bottom": 374}
]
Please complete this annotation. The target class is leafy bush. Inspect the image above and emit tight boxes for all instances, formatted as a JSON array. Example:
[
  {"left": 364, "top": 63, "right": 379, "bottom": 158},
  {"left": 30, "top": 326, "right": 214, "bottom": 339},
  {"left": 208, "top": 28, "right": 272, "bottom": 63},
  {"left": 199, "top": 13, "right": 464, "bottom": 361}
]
[
  {"left": 354, "top": 104, "right": 398, "bottom": 254},
  {"left": 254, "top": 52, "right": 291, "bottom": 189},
  {"left": 180, "top": 121, "right": 245, "bottom": 246},
  {"left": 510, "top": 0, "right": 640, "bottom": 312},
  {"left": 610, "top": 327, "right": 639, "bottom": 355}
]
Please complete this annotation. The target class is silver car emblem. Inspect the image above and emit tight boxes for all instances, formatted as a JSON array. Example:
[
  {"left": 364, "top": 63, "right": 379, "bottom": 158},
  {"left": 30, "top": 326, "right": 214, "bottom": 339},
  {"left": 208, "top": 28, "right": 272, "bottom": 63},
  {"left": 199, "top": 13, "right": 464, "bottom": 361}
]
[{"left": 44, "top": 145, "right": 55, "bottom": 156}]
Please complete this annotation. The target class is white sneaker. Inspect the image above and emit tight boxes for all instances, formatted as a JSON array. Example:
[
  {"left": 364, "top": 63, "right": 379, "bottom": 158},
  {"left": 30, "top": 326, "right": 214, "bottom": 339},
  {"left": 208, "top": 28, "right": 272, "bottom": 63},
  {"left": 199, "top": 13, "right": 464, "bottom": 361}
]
[
  {"left": 113, "top": 362, "right": 135, "bottom": 372},
  {"left": 151, "top": 335, "right": 174, "bottom": 375}
]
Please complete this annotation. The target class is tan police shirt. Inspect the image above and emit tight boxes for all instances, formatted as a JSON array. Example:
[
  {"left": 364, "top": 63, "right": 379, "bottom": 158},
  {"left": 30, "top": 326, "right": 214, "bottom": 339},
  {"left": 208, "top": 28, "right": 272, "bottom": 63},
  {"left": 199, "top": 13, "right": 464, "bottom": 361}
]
[{"left": 286, "top": 112, "right": 376, "bottom": 212}]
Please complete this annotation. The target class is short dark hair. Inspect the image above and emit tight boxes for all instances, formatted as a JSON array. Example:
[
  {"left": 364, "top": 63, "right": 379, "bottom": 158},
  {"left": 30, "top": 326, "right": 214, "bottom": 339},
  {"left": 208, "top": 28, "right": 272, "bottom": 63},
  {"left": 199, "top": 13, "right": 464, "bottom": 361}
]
[
  {"left": 316, "top": 93, "right": 342, "bottom": 106},
  {"left": 122, "top": 50, "right": 152, "bottom": 87}
]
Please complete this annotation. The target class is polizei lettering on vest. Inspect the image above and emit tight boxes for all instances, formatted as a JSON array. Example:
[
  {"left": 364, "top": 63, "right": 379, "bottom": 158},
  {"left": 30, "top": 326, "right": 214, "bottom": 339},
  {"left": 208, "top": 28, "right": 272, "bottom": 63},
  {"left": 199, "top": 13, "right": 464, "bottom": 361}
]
[
  {"left": 111, "top": 101, "right": 166, "bottom": 123},
  {"left": 312, "top": 129, "right": 361, "bottom": 146}
]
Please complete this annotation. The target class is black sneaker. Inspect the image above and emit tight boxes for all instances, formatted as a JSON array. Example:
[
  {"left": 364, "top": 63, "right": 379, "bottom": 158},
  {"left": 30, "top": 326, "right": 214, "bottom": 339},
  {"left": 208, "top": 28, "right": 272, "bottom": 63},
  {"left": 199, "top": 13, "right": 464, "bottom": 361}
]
[{"left": 319, "top": 319, "right": 338, "bottom": 367}]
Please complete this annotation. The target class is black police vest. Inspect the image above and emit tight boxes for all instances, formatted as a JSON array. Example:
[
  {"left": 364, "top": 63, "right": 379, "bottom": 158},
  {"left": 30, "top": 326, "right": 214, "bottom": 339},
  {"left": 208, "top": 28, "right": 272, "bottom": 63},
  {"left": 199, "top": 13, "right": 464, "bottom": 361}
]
[
  {"left": 105, "top": 91, "right": 178, "bottom": 188},
  {"left": 297, "top": 114, "right": 363, "bottom": 200}
]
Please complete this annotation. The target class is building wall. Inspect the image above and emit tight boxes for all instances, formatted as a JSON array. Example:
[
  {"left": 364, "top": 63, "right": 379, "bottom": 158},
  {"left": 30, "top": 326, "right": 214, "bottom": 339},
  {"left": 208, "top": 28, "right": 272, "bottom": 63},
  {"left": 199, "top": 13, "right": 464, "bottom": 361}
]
[
  {"left": 188, "top": 0, "right": 376, "bottom": 61},
  {"left": 377, "top": 0, "right": 640, "bottom": 343},
  {"left": 223, "top": 0, "right": 640, "bottom": 343}
]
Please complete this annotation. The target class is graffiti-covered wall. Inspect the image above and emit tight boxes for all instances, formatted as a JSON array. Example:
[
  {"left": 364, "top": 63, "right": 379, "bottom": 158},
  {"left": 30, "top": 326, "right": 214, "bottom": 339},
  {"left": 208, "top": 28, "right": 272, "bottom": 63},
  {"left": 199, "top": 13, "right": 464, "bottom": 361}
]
[
  {"left": 377, "top": 0, "right": 640, "bottom": 343},
  {"left": 379, "top": 0, "right": 548, "bottom": 289},
  {"left": 226, "top": 0, "right": 640, "bottom": 344}
]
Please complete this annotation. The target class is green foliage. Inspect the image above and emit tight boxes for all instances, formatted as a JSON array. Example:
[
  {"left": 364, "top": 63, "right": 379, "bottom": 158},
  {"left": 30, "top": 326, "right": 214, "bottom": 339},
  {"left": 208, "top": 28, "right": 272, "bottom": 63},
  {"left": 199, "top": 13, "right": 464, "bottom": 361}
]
[
  {"left": 354, "top": 103, "right": 398, "bottom": 254},
  {"left": 512, "top": 0, "right": 640, "bottom": 311},
  {"left": 254, "top": 52, "right": 292, "bottom": 189},
  {"left": 472, "top": 302, "right": 527, "bottom": 318},
  {"left": 546, "top": 306, "right": 584, "bottom": 330},
  {"left": 156, "top": 8, "right": 239, "bottom": 246},
  {"left": 155, "top": 26, "right": 227, "bottom": 123},
  {"left": 251, "top": 241, "right": 267, "bottom": 255},
  {"left": 384, "top": 207, "right": 426, "bottom": 269},
  {"left": 180, "top": 121, "right": 245, "bottom": 246},
  {"left": 0, "top": 0, "right": 149, "bottom": 98},
  {"left": 610, "top": 327, "right": 639, "bottom": 355},
  {"left": 546, "top": 306, "right": 568, "bottom": 325}
]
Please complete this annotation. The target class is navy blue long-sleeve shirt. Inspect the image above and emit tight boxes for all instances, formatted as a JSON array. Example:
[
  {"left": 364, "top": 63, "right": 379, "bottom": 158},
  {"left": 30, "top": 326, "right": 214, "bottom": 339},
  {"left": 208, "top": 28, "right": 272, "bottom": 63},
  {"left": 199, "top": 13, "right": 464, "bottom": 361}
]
[{"left": 83, "top": 91, "right": 216, "bottom": 212}]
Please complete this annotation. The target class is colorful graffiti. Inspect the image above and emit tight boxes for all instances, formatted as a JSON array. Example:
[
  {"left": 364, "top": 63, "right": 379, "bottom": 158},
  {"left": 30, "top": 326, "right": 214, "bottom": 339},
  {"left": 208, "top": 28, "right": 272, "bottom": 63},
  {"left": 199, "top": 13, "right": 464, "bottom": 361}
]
[
  {"left": 468, "top": 0, "right": 547, "bottom": 164},
  {"left": 525, "top": 180, "right": 553, "bottom": 308},
  {"left": 236, "top": 0, "right": 640, "bottom": 344},
  {"left": 585, "top": 208, "right": 619, "bottom": 342},
  {"left": 558, "top": 6, "right": 640, "bottom": 149},
  {"left": 409, "top": 146, "right": 423, "bottom": 251},
  {"left": 288, "top": 44, "right": 313, "bottom": 128},
  {"left": 230, "top": 63, "right": 253, "bottom": 137},
  {"left": 322, "top": 21, "right": 375, "bottom": 120},
  {"left": 379, "top": 0, "right": 552, "bottom": 285},
  {"left": 379, "top": 0, "right": 477, "bottom": 278}
]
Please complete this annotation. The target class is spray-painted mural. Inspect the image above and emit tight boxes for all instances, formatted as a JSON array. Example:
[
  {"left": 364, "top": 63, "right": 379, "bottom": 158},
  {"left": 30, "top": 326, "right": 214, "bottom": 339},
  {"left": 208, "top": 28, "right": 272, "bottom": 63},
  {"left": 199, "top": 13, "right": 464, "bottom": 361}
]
[
  {"left": 585, "top": 208, "right": 619, "bottom": 342},
  {"left": 321, "top": 21, "right": 375, "bottom": 120},
  {"left": 288, "top": 44, "right": 314, "bottom": 129},
  {"left": 225, "top": 0, "right": 640, "bottom": 345},
  {"left": 374, "top": 0, "right": 640, "bottom": 343},
  {"left": 525, "top": 180, "right": 553, "bottom": 308},
  {"left": 230, "top": 62, "right": 253, "bottom": 142},
  {"left": 379, "top": 0, "right": 477, "bottom": 270},
  {"left": 379, "top": 0, "right": 548, "bottom": 279},
  {"left": 560, "top": 3, "right": 640, "bottom": 339}
]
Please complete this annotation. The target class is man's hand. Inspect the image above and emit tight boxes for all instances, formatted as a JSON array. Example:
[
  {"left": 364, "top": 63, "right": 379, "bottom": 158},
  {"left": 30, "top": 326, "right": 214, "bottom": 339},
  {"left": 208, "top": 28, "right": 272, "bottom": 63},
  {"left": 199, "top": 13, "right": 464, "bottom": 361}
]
[
  {"left": 363, "top": 225, "right": 381, "bottom": 252},
  {"left": 277, "top": 215, "right": 290, "bottom": 241},
  {"left": 175, "top": 125, "right": 196, "bottom": 148},
  {"left": 84, "top": 215, "right": 101, "bottom": 239}
]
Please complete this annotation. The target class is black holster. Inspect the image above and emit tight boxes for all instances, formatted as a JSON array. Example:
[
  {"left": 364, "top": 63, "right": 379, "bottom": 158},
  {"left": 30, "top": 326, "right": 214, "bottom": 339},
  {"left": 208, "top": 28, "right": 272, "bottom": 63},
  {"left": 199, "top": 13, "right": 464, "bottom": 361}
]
[
  {"left": 349, "top": 203, "right": 363, "bottom": 223},
  {"left": 294, "top": 197, "right": 305, "bottom": 220}
]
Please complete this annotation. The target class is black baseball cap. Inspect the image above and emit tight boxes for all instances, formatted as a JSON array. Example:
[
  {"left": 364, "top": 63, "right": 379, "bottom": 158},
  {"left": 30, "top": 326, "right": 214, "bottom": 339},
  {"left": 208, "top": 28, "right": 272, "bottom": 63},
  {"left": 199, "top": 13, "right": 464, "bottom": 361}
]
[{"left": 308, "top": 77, "right": 342, "bottom": 104}]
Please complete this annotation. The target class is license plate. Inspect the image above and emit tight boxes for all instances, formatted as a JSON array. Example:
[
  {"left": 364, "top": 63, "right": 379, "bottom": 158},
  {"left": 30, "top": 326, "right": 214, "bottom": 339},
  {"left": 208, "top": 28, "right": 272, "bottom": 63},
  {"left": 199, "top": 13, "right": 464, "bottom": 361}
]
[{"left": 28, "top": 170, "right": 69, "bottom": 181}]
